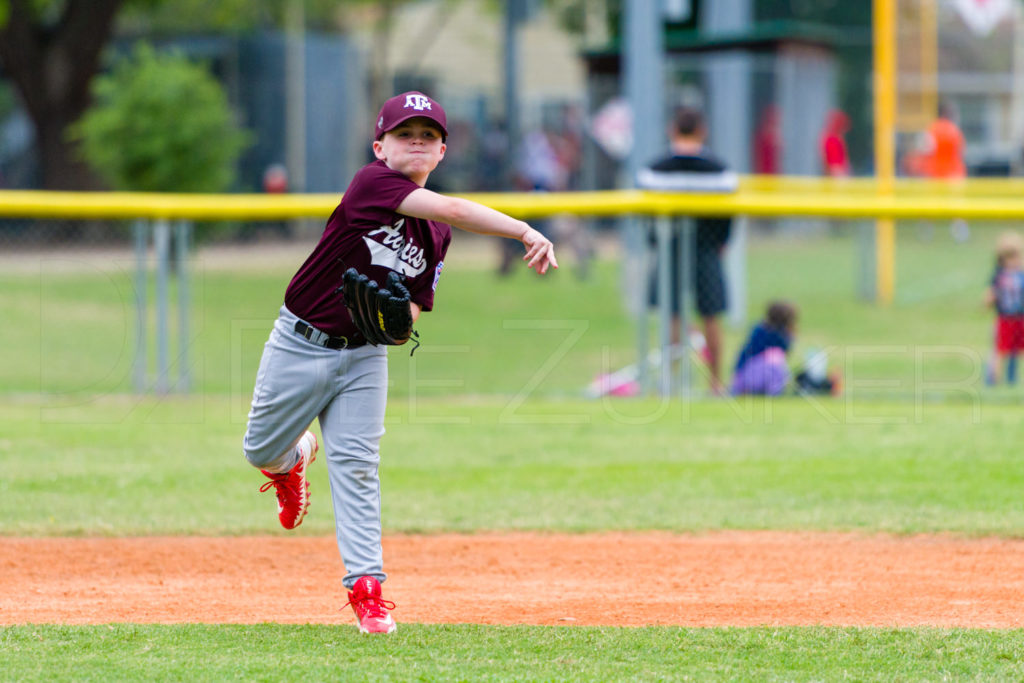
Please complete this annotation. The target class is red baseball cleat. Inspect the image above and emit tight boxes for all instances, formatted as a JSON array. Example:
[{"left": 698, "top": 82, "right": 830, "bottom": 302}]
[
  {"left": 345, "top": 576, "right": 397, "bottom": 634},
  {"left": 259, "top": 431, "right": 318, "bottom": 530}
]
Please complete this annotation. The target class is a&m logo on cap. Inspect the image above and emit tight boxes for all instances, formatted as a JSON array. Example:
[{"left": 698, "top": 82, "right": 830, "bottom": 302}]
[
  {"left": 404, "top": 93, "right": 432, "bottom": 111},
  {"left": 375, "top": 91, "right": 447, "bottom": 140}
]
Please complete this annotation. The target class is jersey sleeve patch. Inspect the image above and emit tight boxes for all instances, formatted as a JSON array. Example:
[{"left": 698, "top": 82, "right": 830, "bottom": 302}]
[{"left": 432, "top": 261, "right": 444, "bottom": 292}]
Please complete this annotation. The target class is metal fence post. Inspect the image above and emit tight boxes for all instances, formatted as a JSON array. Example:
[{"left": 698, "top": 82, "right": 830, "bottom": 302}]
[
  {"left": 678, "top": 217, "right": 695, "bottom": 398},
  {"left": 656, "top": 215, "right": 673, "bottom": 396},
  {"left": 858, "top": 221, "right": 877, "bottom": 301},
  {"left": 725, "top": 216, "right": 747, "bottom": 330},
  {"left": 154, "top": 218, "right": 171, "bottom": 394},
  {"left": 175, "top": 219, "right": 192, "bottom": 393},
  {"left": 633, "top": 218, "right": 651, "bottom": 396},
  {"left": 133, "top": 219, "right": 149, "bottom": 394}
]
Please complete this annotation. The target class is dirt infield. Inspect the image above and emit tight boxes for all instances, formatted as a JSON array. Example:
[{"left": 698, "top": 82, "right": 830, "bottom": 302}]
[{"left": 4, "top": 531, "right": 1024, "bottom": 628}]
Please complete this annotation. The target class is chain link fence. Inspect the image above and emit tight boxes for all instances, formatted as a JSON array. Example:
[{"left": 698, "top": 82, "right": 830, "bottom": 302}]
[{"left": 1, "top": 199, "right": 1020, "bottom": 406}]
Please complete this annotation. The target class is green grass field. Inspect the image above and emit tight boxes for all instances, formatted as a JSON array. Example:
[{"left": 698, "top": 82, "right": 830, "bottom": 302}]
[
  {"left": 4, "top": 624, "right": 1024, "bottom": 681},
  {"left": 2, "top": 395, "right": 1022, "bottom": 536},
  {"left": 3, "top": 226, "right": 1024, "bottom": 681}
]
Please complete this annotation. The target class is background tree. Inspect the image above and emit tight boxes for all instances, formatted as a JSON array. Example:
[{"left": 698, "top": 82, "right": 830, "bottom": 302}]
[
  {"left": 70, "top": 43, "right": 250, "bottom": 192},
  {"left": 0, "top": 0, "right": 341, "bottom": 190},
  {"left": 0, "top": 0, "right": 126, "bottom": 189}
]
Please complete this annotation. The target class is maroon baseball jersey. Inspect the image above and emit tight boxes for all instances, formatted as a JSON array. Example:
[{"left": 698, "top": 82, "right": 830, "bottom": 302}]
[{"left": 285, "top": 160, "right": 452, "bottom": 338}]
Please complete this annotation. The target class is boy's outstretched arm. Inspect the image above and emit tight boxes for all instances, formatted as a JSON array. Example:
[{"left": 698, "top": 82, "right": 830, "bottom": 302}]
[{"left": 397, "top": 188, "right": 558, "bottom": 274}]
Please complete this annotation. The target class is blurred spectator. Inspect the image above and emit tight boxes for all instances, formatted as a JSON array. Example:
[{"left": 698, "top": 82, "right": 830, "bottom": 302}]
[
  {"left": 499, "top": 115, "right": 592, "bottom": 278},
  {"left": 731, "top": 300, "right": 797, "bottom": 396},
  {"left": 520, "top": 126, "right": 567, "bottom": 193},
  {"left": 476, "top": 119, "right": 508, "bottom": 192},
  {"left": 260, "top": 163, "right": 292, "bottom": 240},
  {"left": 985, "top": 231, "right": 1024, "bottom": 385},
  {"left": 903, "top": 101, "right": 969, "bottom": 241},
  {"left": 819, "top": 109, "right": 852, "bottom": 235},
  {"left": 549, "top": 106, "right": 593, "bottom": 279},
  {"left": 905, "top": 101, "right": 966, "bottom": 180},
  {"left": 753, "top": 104, "right": 781, "bottom": 175},
  {"left": 239, "top": 163, "right": 292, "bottom": 241},
  {"left": 751, "top": 104, "right": 781, "bottom": 234},
  {"left": 637, "top": 106, "right": 736, "bottom": 394},
  {"left": 263, "top": 163, "right": 289, "bottom": 194},
  {"left": 498, "top": 126, "right": 561, "bottom": 275},
  {"left": 820, "top": 109, "right": 851, "bottom": 177}
]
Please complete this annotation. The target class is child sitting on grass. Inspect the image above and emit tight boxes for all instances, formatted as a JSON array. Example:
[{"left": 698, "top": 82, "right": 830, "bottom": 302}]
[{"left": 730, "top": 300, "right": 797, "bottom": 396}]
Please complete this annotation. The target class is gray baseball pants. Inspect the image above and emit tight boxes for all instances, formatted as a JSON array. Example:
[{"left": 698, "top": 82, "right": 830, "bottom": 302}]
[{"left": 243, "top": 305, "right": 389, "bottom": 589}]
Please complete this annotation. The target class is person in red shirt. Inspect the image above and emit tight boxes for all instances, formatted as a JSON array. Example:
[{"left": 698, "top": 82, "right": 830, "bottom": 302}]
[
  {"left": 242, "top": 91, "right": 557, "bottom": 634},
  {"left": 753, "top": 104, "right": 781, "bottom": 175},
  {"left": 820, "top": 109, "right": 851, "bottom": 177}
]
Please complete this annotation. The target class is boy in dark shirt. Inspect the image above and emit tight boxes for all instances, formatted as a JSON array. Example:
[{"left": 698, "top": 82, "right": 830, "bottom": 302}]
[{"left": 637, "top": 107, "right": 736, "bottom": 393}]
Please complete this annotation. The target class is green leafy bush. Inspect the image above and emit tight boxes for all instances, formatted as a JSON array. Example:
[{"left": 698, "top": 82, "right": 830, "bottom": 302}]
[{"left": 71, "top": 42, "right": 251, "bottom": 192}]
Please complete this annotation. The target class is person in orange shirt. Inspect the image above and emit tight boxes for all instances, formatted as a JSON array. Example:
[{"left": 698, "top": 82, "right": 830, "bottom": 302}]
[
  {"left": 904, "top": 101, "right": 969, "bottom": 240},
  {"left": 922, "top": 102, "right": 966, "bottom": 179},
  {"left": 905, "top": 102, "right": 966, "bottom": 178}
]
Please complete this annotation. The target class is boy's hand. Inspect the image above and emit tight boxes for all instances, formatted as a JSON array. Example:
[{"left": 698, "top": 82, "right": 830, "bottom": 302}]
[{"left": 522, "top": 227, "right": 558, "bottom": 275}]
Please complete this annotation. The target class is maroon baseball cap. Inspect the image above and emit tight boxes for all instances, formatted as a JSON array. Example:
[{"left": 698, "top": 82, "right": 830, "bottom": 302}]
[{"left": 374, "top": 91, "right": 448, "bottom": 141}]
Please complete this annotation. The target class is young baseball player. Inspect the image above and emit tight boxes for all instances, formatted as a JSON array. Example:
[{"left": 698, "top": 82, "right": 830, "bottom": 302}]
[
  {"left": 985, "top": 231, "right": 1024, "bottom": 384},
  {"left": 242, "top": 91, "right": 557, "bottom": 634}
]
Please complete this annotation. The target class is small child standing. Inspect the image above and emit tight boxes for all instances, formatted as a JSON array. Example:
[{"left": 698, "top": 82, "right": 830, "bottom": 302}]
[
  {"left": 985, "top": 231, "right": 1024, "bottom": 384},
  {"left": 730, "top": 300, "right": 798, "bottom": 396}
]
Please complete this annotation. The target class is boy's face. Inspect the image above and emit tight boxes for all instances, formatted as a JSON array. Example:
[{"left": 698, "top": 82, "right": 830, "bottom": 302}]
[{"left": 372, "top": 118, "right": 446, "bottom": 185}]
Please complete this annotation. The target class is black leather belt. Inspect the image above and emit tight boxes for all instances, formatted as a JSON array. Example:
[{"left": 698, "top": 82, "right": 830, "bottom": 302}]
[{"left": 293, "top": 321, "right": 363, "bottom": 350}]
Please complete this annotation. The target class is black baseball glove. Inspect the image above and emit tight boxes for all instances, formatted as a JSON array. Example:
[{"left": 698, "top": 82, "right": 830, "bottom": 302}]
[{"left": 339, "top": 267, "right": 418, "bottom": 352}]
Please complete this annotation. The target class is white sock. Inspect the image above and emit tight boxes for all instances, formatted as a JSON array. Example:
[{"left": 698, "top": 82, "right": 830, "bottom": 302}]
[{"left": 295, "top": 432, "right": 314, "bottom": 461}]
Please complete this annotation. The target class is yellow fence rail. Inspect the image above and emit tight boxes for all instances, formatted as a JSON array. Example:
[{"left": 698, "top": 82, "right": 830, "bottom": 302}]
[{"left": 4, "top": 176, "right": 1024, "bottom": 220}]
